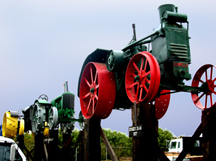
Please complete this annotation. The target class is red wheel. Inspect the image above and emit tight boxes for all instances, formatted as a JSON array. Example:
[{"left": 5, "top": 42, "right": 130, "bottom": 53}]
[
  {"left": 155, "top": 90, "right": 170, "bottom": 119},
  {"left": 125, "top": 51, "right": 160, "bottom": 103},
  {"left": 79, "top": 62, "right": 116, "bottom": 119},
  {"left": 191, "top": 64, "right": 216, "bottom": 110}
]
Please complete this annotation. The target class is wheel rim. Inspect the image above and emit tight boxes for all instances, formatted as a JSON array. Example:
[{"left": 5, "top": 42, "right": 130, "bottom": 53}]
[
  {"left": 155, "top": 90, "right": 170, "bottom": 119},
  {"left": 125, "top": 51, "right": 160, "bottom": 103},
  {"left": 49, "top": 107, "right": 58, "bottom": 129},
  {"left": 191, "top": 64, "right": 216, "bottom": 110},
  {"left": 79, "top": 62, "right": 116, "bottom": 119},
  {"left": 32, "top": 101, "right": 46, "bottom": 133}
]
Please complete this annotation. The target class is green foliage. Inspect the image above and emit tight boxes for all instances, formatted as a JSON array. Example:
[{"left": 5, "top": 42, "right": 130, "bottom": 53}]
[
  {"left": 157, "top": 128, "right": 174, "bottom": 151},
  {"left": 101, "top": 129, "right": 132, "bottom": 160},
  {"left": 16, "top": 127, "right": 173, "bottom": 160}
]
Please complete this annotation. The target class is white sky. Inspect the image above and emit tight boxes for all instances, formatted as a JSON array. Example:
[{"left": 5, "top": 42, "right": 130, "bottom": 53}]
[{"left": 0, "top": 0, "right": 216, "bottom": 136}]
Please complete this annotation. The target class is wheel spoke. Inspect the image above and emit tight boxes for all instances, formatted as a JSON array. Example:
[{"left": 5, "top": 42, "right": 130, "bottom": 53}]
[
  {"left": 95, "top": 84, "right": 99, "bottom": 89},
  {"left": 205, "top": 94, "right": 208, "bottom": 109},
  {"left": 82, "top": 92, "right": 91, "bottom": 99},
  {"left": 144, "top": 58, "right": 148, "bottom": 71},
  {"left": 145, "top": 79, "right": 150, "bottom": 84},
  {"left": 144, "top": 71, "right": 151, "bottom": 77},
  {"left": 139, "top": 88, "right": 143, "bottom": 102},
  {"left": 195, "top": 77, "right": 204, "bottom": 83},
  {"left": 210, "top": 94, "right": 213, "bottom": 107},
  {"left": 140, "top": 58, "right": 144, "bottom": 71},
  {"left": 94, "top": 71, "right": 98, "bottom": 82},
  {"left": 90, "top": 66, "right": 93, "bottom": 83},
  {"left": 132, "top": 74, "right": 136, "bottom": 78},
  {"left": 210, "top": 66, "right": 213, "bottom": 80},
  {"left": 127, "top": 82, "right": 139, "bottom": 89},
  {"left": 86, "top": 99, "right": 92, "bottom": 113},
  {"left": 133, "top": 62, "right": 140, "bottom": 72},
  {"left": 143, "top": 84, "right": 148, "bottom": 93},
  {"left": 212, "top": 78, "right": 216, "bottom": 83},
  {"left": 205, "top": 69, "right": 208, "bottom": 81},
  {"left": 194, "top": 93, "right": 204, "bottom": 103},
  {"left": 135, "top": 84, "right": 140, "bottom": 99},
  {"left": 84, "top": 78, "right": 91, "bottom": 87},
  {"left": 95, "top": 94, "right": 98, "bottom": 100}
]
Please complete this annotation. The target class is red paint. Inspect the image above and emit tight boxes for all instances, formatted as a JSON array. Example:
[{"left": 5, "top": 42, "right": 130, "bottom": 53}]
[{"left": 173, "top": 62, "right": 188, "bottom": 67}]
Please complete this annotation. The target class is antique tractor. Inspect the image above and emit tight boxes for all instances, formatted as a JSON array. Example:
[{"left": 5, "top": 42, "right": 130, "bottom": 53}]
[
  {"left": 22, "top": 82, "right": 84, "bottom": 134},
  {"left": 78, "top": 4, "right": 216, "bottom": 120},
  {"left": 2, "top": 111, "right": 24, "bottom": 137}
]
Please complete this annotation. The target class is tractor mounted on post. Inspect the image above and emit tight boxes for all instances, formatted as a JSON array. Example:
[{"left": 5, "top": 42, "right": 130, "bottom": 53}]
[{"left": 78, "top": 4, "right": 216, "bottom": 120}]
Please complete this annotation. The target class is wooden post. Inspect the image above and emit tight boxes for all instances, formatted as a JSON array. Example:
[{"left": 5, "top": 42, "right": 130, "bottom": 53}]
[
  {"left": 34, "top": 133, "right": 46, "bottom": 161},
  {"left": 47, "top": 129, "right": 59, "bottom": 161},
  {"left": 101, "top": 127, "right": 118, "bottom": 161},
  {"left": 84, "top": 117, "right": 101, "bottom": 161},
  {"left": 202, "top": 106, "right": 216, "bottom": 161},
  {"left": 131, "top": 102, "right": 159, "bottom": 161},
  {"left": 60, "top": 133, "right": 73, "bottom": 160}
]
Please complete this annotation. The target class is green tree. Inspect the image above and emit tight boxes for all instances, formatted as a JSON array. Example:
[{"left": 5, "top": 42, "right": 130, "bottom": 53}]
[
  {"left": 101, "top": 129, "right": 132, "bottom": 160},
  {"left": 158, "top": 128, "right": 174, "bottom": 151}
]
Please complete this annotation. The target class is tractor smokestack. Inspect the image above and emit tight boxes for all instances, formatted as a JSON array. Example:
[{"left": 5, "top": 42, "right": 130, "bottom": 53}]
[{"left": 158, "top": 4, "right": 176, "bottom": 23}]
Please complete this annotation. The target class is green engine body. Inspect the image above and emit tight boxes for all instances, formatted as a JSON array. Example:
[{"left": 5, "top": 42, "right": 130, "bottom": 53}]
[
  {"left": 152, "top": 4, "right": 191, "bottom": 87},
  {"left": 51, "top": 92, "right": 75, "bottom": 122}
]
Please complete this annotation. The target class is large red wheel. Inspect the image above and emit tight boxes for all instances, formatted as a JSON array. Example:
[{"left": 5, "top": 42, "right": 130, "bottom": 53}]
[
  {"left": 79, "top": 62, "right": 116, "bottom": 119},
  {"left": 155, "top": 90, "right": 170, "bottom": 119},
  {"left": 125, "top": 51, "right": 160, "bottom": 103},
  {"left": 191, "top": 64, "right": 216, "bottom": 110}
]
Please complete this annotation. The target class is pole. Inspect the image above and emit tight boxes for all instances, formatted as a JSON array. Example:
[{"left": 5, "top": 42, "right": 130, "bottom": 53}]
[
  {"left": 131, "top": 102, "right": 159, "bottom": 161},
  {"left": 84, "top": 117, "right": 101, "bottom": 161}
]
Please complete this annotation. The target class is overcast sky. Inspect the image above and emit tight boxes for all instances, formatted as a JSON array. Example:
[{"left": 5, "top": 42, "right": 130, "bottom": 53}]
[{"left": 0, "top": 0, "right": 215, "bottom": 137}]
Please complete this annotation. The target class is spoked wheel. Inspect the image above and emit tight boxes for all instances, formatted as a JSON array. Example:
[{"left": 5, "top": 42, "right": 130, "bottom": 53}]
[
  {"left": 125, "top": 51, "right": 160, "bottom": 103},
  {"left": 191, "top": 64, "right": 216, "bottom": 110},
  {"left": 155, "top": 90, "right": 170, "bottom": 119},
  {"left": 32, "top": 101, "right": 46, "bottom": 133},
  {"left": 49, "top": 107, "right": 58, "bottom": 129},
  {"left": 79, "top": 62, "right": 116, "bottom": 119}
]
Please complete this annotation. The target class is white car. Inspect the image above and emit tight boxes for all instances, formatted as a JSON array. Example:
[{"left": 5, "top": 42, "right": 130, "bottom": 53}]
[{"left": 0, "top": 136, "right": 27, "bottom": 161}]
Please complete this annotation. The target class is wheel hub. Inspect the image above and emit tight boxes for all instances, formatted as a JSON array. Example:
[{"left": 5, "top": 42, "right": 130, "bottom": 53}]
[{"left": 207, "top": 79, "right": 215, "bottom": 94}]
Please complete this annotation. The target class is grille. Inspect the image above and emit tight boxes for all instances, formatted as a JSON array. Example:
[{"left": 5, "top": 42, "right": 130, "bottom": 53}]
[{"left": 169, "top": 43, "right": 188, "bottom": 60}]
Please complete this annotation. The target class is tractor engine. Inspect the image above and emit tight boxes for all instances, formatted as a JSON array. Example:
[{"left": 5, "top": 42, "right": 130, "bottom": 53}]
[{"left": 152, "top": 4, "right": 191, "bottom": 87}]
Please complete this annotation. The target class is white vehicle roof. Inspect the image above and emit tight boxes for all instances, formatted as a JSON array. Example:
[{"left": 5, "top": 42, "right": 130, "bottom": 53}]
[{"left": 0, "top": 136, "right": 15, "bottom": 144}]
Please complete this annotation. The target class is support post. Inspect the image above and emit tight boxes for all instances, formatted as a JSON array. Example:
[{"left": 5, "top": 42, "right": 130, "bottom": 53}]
[
  {"left": 60, "top": 133, "right": 73, "bottom": 160},
  {"left": 84, "top": 117, "right": 101, "bottom": 161},
  {"left": 131, "top": 102, "right": 159, "bottom": 161},
  {"left": 47, "top": 129, "right": 59, "bottom": 161},
  {"left": 34, "top": 133, "right": 46, "bottom": 161},
  {"left": 202, "top": 106, "right": 216, "bottom": 161}
]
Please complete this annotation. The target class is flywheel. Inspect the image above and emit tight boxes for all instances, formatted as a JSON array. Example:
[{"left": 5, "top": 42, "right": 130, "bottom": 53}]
[{"left": 79, "top": 62, "right": 116, "bottom": 119}]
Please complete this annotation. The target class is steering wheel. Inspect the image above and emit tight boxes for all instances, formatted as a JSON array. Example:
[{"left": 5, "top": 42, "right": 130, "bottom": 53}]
[{"left": 38, "top": 94, "right": 48, "bottom": 101}]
